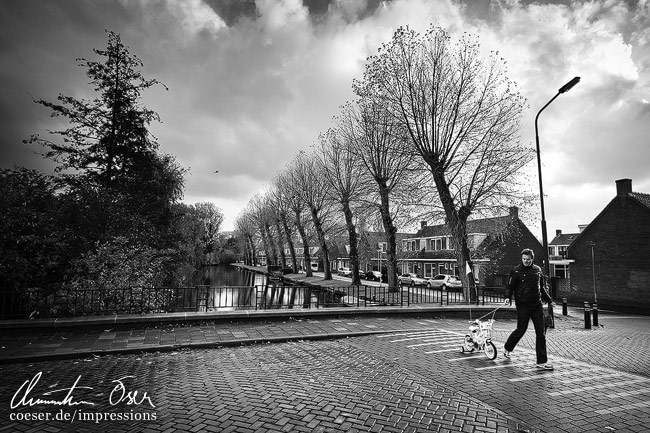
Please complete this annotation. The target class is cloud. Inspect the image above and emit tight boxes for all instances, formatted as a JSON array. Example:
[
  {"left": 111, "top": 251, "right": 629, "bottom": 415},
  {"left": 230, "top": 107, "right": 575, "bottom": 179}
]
[{"left": 1, "top": 0, "right": 649, "bottom": 234}]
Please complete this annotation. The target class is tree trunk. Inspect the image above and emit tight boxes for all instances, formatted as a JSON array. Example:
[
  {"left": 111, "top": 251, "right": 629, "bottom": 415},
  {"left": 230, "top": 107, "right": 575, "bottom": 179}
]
[
  {"left": 258, "top": 224, "right": 272, "bottom": 267},
  {"left": 431, "top": 169, "right": 477, "bottom": 303},
  {"left": 247, "top": 234, "right": 256, "bottom": 266},
  {"left": 310, "top": 205, "right": 332, "bottom": 280},
  {"left": 282, "top": 215, "right": 298, "bottom": 273},
  {"left": 295, "top": 210, "right": 312, "bottom": 277},
  {"left": 275, "top": 219, "right": 287, "bottom": 268},
  {"left": 264, "top": 222, "right": 278, "bottom": 266},
  {"left": 342, "top": 200, "right": 361, "bottom": 285},
  {"left": 378, "top": 184, "right": 399, "bottom": 290}
]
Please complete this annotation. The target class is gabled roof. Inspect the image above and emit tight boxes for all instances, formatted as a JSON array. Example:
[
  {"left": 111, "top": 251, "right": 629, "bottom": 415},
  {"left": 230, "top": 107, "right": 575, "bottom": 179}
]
[
  {"left": 409, "top": 214, "right": 514, "bottom": 239},
  {"left": 550, "top": 233, "right": 579, "bottom": 246},
  {"left": 567, "top": 183, "right": 650, "bottom": 250},
  {"left": 630, "top": 192, "right": 650, "bottom": 209}
]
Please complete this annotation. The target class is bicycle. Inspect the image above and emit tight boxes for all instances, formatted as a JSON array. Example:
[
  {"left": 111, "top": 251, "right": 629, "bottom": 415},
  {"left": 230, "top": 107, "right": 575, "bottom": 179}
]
[{"left": 460, "top": 306, "right": 501, "bottom": 360}]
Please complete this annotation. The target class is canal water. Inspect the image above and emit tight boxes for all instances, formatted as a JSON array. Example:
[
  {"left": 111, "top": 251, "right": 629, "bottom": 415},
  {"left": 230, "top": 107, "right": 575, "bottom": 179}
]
[{"left": 192, "top": 264, "right": 315, "bottom": 311}]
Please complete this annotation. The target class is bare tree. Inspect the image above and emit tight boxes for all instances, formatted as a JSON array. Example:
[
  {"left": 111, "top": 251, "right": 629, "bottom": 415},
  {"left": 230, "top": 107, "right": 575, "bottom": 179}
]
[
  {"left": 276, "top": 164, "right": 315, "bottom": 277},
  {"left": 269, "top": 180, "right": 299, "bottom": 273},
  {"left": 337, "top": 98, "right": 413, "bottom": 289},
  {"left": 249, "top": 194, "right": 277, "bottom": 267},
  {"left": 357, "top": 25, "right": 532, "bottom": 301},
  {"left": 289, "top": 151, "right": 335, "bottom": 280},
  {"left": 315, "top": 127, "right": 365, "bottom": 285},
  {"left": 234, "top": 207, "right": 258, "bottom": 266}
]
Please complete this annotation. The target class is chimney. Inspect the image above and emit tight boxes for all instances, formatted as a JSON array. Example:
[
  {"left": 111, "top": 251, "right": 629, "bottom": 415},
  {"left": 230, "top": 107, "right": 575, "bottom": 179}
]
[
  {"left": 616, "top": 179, "right": 632, "bottom": 197},
  {"left": 420, "top": 221, "right": 427, "bottom": 229},
  {"left": 578, "top": 224, "right": 588, "bottom": 233},
  {"left": 509, "top": 206, "right": 519, "bottom": 219},
  {"left": 556, "top": 229, "right": 562, "bottom": 237}
]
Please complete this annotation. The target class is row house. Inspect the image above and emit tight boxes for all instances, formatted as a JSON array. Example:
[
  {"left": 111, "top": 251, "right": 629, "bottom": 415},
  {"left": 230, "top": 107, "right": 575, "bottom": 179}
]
[
  {"left": 562, "top": 179, "right": 650, "bottom": 312},
  {"left": 549, "top": 228, "right": 582, "bottom": 278},
  {"left": 399, "top": 207, "right": 544, "bottom": 287}
]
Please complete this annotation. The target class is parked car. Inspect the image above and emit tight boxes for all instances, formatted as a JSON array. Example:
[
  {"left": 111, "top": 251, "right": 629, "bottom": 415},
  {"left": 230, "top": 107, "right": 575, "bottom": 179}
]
[
  {"left": 338, "top": 267, "right": 352, "bottom": 277},
  {"left": 365, "top": 270, "right": 383, "bottom": 281},
  {"left": 398, "top": 273, "right": 428, "bottom": 286},
  {"left": 427, "top": 274, "right": 463, "bottom": 291}
]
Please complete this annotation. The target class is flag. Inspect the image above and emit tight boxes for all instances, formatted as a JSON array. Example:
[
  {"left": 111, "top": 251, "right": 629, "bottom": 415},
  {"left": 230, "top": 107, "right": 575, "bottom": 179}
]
[{"left": 465, "top": 262, "right": 472, "bottom": 275}]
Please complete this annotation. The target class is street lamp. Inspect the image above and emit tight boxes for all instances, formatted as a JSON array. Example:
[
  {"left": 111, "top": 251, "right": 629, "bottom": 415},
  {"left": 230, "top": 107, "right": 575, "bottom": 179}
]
[{"left": 535, "top": 76, "right": 580, "bottom": 283}]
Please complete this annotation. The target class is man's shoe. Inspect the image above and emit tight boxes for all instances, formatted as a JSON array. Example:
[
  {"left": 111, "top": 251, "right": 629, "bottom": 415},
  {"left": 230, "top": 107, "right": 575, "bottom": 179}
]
[
  {"left": 503, "top": 350, "right": 511, "bottom": 359},
  {"left": 536, "top": 363, "right": 554, "bottom": 371}
]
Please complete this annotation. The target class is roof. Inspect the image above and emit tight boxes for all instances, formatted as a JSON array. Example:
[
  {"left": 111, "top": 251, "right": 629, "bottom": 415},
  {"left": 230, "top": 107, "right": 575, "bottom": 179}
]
[
  {"left": 567, "top": 188, "right": 650, "bottom": 250},
  {"left": 549, "top": 233, "right": 579, "bottom": 246},
  {"left": 409, "top": 214, "right": 514, "bottom": 239},
  {"left": 630, "top": 192, "right": 650, "bottom": 209}
]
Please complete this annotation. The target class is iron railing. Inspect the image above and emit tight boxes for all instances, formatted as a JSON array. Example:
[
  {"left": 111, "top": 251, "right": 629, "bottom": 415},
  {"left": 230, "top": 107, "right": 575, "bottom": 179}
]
[{"left": 0, "top": 285, "right": 506, "bottom": 320}]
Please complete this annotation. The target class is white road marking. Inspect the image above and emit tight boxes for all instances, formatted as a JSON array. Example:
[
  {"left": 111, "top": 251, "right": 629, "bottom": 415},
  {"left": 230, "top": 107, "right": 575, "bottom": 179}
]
[
  {"left": 595, "top": 400, "right": 650, "bottom": 415},
  {"left": 424, "top": 348, "right": 462, "bottom": 354},
  {"left": 548, "top": 378, "right": 650, "bottom": 396}
]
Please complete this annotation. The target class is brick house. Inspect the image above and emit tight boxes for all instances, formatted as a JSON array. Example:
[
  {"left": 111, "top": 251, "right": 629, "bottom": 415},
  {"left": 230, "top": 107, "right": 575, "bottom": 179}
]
[
  {"left": 400, "top": 207, "right": 543, "bottom": 287},
  {"left": 565, "top": 179, "right": 650, "bottom": 311}
]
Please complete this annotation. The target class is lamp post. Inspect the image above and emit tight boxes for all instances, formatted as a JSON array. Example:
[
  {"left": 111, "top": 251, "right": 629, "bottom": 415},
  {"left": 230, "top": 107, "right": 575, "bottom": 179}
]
[{"left": 535, "top": 76, "right": 580, "bottom": 283}]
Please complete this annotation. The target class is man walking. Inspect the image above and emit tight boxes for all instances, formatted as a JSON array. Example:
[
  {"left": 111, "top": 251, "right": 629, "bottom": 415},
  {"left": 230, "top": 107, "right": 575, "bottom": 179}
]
[{"left": 504, "top": 248, "right": 555, "bottom": 370}]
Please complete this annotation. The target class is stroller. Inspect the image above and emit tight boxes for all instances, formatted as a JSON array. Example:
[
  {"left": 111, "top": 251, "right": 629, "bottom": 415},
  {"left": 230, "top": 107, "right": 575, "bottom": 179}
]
[{"left": 460, "top": 306, "right": 501, "bottom": 360}]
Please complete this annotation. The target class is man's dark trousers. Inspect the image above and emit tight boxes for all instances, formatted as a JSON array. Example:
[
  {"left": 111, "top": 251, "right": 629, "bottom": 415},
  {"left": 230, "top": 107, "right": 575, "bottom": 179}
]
[{"left": 504, "top": 303, "right": 547, "bottom": 364}]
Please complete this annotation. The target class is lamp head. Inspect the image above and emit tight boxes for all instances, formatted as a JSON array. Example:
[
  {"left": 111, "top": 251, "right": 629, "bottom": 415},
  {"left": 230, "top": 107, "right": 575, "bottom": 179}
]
[{"left": 559, "top": 76, "right": 580, "bottom": 93}]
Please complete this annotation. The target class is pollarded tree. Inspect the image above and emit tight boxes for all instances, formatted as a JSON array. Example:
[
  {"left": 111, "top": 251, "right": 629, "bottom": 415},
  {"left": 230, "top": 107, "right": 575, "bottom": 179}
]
[
  {"left": 24, "top": 30, "right": 184, "bottom": 245},
  {"left": 276, "top": 165, "right": 315, "bottom": 277},
  {"left": 234, "top": 209, "right": 258, "bottom": 266},
  {"left": 249, "top": 194, "right": 278, "bottom": 266},
  {"left": 337, "top": 98, "right": 414, "bottom": 289},
  {"left": 289, "top": 151, "right": 336, "bottom": 280},
  {"left": 315, "top": 127, "right": 365, "bottom": 285},
  {"left": 357, "top": 25, "right": 532, "bottom": 301},
  {"left": 269, "top": 179, "right": 299, "bottom": 273}
]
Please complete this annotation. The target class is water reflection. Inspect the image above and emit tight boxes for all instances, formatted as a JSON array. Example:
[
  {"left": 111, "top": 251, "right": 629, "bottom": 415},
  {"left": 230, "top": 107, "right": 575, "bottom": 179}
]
[{"left": 192, "top": 264, "right": 317, "bottom": 311}]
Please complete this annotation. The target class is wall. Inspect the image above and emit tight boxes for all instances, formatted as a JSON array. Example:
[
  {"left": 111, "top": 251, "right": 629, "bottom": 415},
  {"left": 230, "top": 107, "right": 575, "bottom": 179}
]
[{"left": 567, "top": 197, "right": 650, "bottom": 311}]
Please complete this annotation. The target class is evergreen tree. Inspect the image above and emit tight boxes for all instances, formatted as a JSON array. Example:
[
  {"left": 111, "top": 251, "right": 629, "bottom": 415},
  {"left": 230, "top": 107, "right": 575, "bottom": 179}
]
[{"left": 25, "top": 30, "right": 185, "bottom": 246}]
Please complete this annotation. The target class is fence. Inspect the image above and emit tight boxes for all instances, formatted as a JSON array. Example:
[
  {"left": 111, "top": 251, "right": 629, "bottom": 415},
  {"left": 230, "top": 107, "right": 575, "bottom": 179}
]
[{"left": 0, "top": 285, "right": 506, "bottom": 320}]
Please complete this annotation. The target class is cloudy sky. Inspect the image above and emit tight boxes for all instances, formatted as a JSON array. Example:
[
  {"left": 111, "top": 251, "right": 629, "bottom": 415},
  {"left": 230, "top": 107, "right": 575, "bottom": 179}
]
[{"left": 1, "top": 0, "right": 649, "bottom": 237}]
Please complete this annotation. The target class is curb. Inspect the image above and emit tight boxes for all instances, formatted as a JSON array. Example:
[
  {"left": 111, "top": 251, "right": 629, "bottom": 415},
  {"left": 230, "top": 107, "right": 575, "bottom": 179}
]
[
  {"left": 0, "top": 305, "right": 517, "bottom": 331},
  {"left": 0, "top": 327, "right": 435, "bottom": 365}
]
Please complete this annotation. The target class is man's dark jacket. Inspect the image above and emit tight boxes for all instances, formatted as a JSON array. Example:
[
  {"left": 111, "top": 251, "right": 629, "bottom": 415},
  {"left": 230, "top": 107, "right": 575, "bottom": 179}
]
[{"left": 505, "top": 264, "right": 552, "bottom": 306}]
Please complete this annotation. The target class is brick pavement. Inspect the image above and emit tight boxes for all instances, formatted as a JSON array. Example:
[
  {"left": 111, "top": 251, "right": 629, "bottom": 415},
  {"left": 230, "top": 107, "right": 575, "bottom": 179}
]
[
  {"left": 0, "top": 338, "right": 536, "bottom": 432},
  {"left": 1, "top": 307, "right": 648, "bottom": 432}
]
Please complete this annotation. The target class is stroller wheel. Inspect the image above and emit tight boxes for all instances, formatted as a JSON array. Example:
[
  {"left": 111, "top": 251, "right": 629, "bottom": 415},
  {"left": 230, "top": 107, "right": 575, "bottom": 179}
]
[{"left": 484, "top": 340, "right": 497, "bottom": 360}]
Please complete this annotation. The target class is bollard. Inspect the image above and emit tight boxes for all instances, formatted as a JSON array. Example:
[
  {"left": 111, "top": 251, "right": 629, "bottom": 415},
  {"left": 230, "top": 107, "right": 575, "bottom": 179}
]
[
  {"left": 562, "top": 298, "right": 568, "bottom": 316},
  {"left": 592, "top": 303, "right": 598, "bottom": 327},
  {"left": 584, "top": 301, "right": 591, "bottom": 329}
]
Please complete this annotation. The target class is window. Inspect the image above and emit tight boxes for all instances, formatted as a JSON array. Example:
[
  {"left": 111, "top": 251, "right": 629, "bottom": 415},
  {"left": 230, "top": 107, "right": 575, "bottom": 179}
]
[
  {"left": 436, "top": 239, "right": 442, "bottom": 250},
  {"left": 555, "top": 264, "right": 569, "bottom": 279},
  {"left": 442, "top": 238, "right": 447, "bottom": 250}
]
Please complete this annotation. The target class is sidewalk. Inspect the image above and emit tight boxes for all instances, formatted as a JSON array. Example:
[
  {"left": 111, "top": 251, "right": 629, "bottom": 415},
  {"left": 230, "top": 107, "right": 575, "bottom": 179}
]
[{"left": 3, "top": 302, "right": 589, "bottom": 365}]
